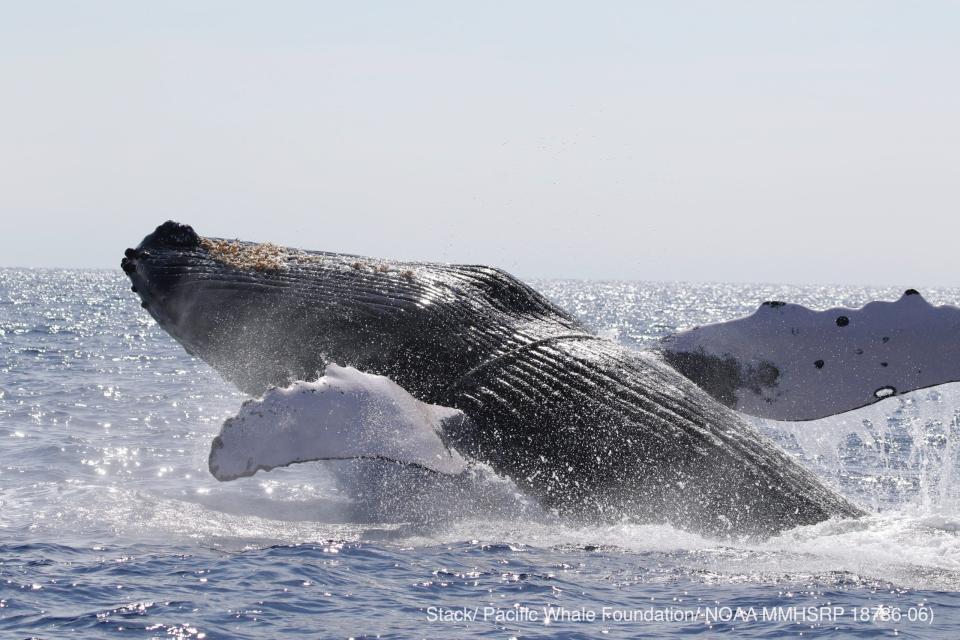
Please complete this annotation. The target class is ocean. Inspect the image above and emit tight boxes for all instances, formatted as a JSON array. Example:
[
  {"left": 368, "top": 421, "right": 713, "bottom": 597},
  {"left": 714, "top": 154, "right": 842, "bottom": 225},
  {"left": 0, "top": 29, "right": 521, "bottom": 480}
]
[{"left": 1, "top": 268, "right": 958, "bottom": 638}]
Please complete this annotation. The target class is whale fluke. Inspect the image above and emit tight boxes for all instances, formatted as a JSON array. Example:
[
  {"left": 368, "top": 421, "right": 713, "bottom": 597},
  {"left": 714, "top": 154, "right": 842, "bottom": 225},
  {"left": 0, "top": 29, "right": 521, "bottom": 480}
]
[
  {"left": 663, "top": 291, "right": 960, "bottom": 421},
  {"left": 209, "top": 364, "right": 469, "bottom": 481}
]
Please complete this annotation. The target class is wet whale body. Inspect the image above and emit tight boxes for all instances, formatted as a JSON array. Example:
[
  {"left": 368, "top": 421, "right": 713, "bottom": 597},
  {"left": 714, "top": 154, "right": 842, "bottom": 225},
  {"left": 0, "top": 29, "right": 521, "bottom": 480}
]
[{"left": 122, "top": 221, "right": 863, "bottom": 537}]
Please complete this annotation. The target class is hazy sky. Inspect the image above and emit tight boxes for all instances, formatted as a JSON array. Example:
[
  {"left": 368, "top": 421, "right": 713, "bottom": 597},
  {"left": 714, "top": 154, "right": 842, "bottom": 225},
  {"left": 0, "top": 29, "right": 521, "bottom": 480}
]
[{"left": 1, "top": 1, "right": 958, "bottom": 285}]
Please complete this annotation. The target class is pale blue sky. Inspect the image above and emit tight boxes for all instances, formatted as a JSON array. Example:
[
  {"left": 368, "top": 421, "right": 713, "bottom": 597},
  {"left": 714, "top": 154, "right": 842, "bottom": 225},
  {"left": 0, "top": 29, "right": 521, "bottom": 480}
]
[{"left": 1, "top": 1, "right": 958, "bottom": 284}]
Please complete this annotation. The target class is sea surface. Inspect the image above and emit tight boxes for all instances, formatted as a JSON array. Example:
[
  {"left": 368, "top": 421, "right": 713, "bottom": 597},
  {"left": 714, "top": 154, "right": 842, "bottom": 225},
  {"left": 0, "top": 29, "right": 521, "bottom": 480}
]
[{"left": 2, "top": 268, "right": 960, "bottom": 638}]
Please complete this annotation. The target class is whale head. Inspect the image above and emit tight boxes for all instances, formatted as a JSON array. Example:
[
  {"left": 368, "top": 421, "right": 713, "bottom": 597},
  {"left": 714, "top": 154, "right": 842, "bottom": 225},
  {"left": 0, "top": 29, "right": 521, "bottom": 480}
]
[{"left": 122, "top": 221, "right": 577, "bottom": 398}]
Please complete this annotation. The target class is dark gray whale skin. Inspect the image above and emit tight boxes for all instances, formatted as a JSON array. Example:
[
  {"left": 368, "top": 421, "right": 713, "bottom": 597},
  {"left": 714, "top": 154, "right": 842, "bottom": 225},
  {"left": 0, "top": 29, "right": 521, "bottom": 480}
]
[{"left": 122, "top": 221, "right": 864, "bottom": 537}]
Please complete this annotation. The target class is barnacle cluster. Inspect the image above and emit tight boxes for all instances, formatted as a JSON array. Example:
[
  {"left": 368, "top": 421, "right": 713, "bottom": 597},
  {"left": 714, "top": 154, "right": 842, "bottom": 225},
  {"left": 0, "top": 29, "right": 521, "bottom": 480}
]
[
  {"left": 200, "top": 237, "right": 415, "bottom": 280},
  {"left": 200, "top": 238, "right": 289, "bottom": 272},
  {"left": 349, "top": 260, "right": 413, "bottom": 279}
]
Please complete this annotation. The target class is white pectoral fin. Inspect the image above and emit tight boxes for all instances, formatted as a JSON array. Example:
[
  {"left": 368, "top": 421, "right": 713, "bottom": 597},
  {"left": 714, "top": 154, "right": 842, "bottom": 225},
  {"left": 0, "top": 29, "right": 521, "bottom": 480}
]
[
  {"left": 663, "top": 290, "right": 960, "bottom": 421},
  {"left": 208, "top": 364, "right": 470, "bottom": 481}
]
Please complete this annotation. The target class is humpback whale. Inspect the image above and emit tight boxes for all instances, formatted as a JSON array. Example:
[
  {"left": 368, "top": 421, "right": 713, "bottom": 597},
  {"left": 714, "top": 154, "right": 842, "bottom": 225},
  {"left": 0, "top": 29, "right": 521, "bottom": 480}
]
[{"left": 122, "top": 221, "right": 867, "bottom": 537}]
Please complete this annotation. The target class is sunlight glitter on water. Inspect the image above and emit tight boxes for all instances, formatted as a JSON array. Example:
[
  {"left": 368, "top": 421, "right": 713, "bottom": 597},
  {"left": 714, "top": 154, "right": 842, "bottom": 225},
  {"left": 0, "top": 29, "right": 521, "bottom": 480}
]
[{"left": 2, "top": 269, "right": 960, "bottom": 637}]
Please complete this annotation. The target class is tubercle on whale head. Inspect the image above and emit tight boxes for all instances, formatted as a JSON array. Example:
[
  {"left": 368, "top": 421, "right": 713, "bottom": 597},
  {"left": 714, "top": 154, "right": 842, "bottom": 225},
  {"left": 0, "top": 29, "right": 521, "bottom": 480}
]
[
  {"left": 121, "top": 220, "right": 200, "bottom": 275},
  {"left": 121, "top": 221, "right": 210, "bottom": 360},
  {"left": 137, "top": 220, "right": 201, "bottom": 251}
]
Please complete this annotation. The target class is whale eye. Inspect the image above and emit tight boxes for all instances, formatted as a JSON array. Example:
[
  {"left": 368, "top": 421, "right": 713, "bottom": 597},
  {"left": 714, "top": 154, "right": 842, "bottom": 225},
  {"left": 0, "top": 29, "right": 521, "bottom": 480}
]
[
  {"left": 814, "top": 360, "right": 824, "bottom": 369},
  {"left": 836, "top": 316, "right": 849, "bottom": 327}
]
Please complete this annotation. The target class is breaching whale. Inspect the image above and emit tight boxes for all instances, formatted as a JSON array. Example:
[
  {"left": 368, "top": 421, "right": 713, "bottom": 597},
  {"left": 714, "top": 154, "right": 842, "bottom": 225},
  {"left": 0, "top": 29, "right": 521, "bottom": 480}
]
[{"left": 123, "top": 221, "right": 875, "bottom": 537}]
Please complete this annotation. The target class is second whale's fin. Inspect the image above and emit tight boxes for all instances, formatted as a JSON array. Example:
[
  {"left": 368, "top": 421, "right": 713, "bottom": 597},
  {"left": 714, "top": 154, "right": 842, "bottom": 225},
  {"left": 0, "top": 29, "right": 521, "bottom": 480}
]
[
  {"left": 208, "top": 364, "right": 470, "bottom": 481},
  {"left": 662, "top": 290, "right": 960, "bottom": 421}
]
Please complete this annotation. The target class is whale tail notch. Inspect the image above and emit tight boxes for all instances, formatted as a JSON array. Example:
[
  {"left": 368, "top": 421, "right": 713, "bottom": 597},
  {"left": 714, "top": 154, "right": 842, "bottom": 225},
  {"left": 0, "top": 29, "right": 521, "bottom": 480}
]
[{"left": 662, "top": 290, "right": 960, "bottom": 422}]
